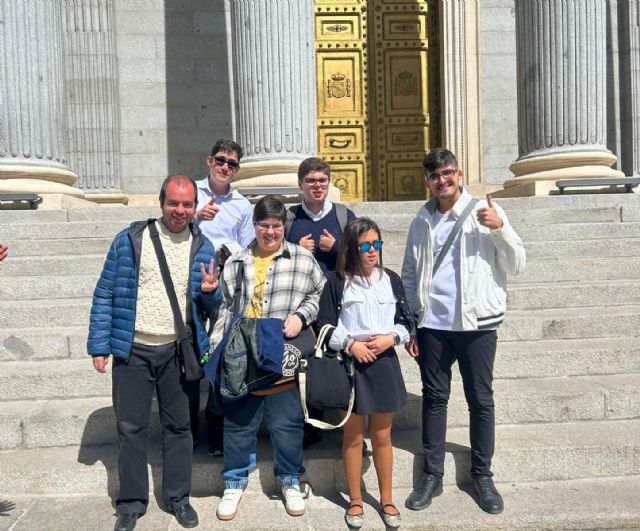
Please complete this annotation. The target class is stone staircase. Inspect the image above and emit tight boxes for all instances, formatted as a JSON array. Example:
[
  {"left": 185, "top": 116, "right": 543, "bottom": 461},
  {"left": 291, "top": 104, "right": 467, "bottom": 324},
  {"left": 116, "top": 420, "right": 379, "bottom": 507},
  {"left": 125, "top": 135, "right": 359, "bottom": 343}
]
[{"left": 1, "top": 195, "right": 640, "bottom": 530}]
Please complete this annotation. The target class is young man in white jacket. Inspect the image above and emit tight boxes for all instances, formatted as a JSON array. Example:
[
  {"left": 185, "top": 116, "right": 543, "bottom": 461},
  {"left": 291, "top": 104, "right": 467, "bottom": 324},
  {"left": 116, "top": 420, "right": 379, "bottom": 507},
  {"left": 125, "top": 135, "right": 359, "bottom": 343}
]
[{"left": 401, "top": 148, "right": 526, "bottom": 515}]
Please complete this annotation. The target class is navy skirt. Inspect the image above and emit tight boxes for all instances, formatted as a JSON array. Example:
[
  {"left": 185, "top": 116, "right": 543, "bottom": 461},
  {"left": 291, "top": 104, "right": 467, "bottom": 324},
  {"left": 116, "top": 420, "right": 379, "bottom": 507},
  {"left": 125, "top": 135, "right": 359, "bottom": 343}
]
[{"left": 352, "top": 347, "right": 407, "bottom": 416}]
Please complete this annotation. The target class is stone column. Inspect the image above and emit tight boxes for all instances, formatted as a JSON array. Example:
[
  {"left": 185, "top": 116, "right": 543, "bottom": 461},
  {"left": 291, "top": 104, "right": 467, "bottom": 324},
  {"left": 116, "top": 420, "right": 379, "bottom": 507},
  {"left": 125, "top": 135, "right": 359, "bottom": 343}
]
[
  {"left": 440, "top": 0, "right": 482, "bottom": 192},
  {"left": 506, "top": 0, "right": 624, "bottom": 194},
  {"left": 0, "top": 0, "right": 82, "bottom": 198},
  {"left": 620, "top": 0, "right": 640, "bottom": 177},
  {"left": 229, "top": 0, "right": 316, "bottom": 188},
  {"left": 63, "top": 0, "right": 124, "bottom": 203}
]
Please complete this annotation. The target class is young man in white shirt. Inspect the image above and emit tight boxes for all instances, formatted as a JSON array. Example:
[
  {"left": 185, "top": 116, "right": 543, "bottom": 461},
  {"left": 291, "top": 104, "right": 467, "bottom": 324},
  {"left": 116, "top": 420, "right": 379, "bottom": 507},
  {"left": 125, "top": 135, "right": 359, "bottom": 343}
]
[
  {"left": 192, "top": 139, "right": 255, "bottom": 455},
  {"left": 401, "top": 148, "right": 526, "bottom": 515}
]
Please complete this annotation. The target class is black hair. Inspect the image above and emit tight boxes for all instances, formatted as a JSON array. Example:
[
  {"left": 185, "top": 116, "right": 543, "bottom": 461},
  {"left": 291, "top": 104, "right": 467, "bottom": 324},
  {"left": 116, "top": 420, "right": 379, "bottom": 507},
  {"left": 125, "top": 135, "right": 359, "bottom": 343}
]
[
  {"left": 159, "top": 174, "right": 198, "bottom": 206},
  {"left": 297, "top": 157, "right": 331, "bottom": 181},
  {"left": 336, "top": 217, "right": 383, "bottom": 280},
  {"left": 422, "top": 148, "right": 458, "bottom": 175},
  {"left": 253, "top": 194, "right": 287, "bottom": 224},
  {"left": 210, "top": 138, "right": 244, "bottom": 160}
]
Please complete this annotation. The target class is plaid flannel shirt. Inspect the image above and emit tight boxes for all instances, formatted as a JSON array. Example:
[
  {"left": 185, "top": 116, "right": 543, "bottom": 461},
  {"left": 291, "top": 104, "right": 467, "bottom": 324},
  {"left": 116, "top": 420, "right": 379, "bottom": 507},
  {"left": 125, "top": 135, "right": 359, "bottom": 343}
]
[{"left": 221, "top": 240, "right": 326, "bottom": 325}]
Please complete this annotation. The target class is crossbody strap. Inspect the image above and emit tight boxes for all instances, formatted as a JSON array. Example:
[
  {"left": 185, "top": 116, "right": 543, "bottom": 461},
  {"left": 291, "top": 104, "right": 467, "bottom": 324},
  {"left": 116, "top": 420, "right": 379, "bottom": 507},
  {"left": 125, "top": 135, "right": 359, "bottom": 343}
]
[
  {"left": 147, "top": 220, "right": 189, "bottom": 341},
  {"left": 432, "top": 198, "right": 479, "bottom": 275}
]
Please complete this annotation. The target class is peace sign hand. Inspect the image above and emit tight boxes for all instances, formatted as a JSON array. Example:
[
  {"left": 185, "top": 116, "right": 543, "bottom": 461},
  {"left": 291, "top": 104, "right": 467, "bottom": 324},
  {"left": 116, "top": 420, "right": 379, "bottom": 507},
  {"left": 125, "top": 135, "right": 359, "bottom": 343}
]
[{"left": 200, "top": 259, "right": 220, "bottom": 292}]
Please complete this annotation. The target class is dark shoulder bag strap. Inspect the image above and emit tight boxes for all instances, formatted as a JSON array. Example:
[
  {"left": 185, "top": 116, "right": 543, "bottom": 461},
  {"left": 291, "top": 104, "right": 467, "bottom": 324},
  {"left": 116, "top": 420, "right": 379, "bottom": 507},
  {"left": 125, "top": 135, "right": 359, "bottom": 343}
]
[
  {"left": 231, "top": 261, "right": 245, "bottom": 317},
  {"left": 147, "top": 220, "right": 188, "bottom": 341},
  {"left": 432, "top": 198, "right": 479, "bottom": 275}
]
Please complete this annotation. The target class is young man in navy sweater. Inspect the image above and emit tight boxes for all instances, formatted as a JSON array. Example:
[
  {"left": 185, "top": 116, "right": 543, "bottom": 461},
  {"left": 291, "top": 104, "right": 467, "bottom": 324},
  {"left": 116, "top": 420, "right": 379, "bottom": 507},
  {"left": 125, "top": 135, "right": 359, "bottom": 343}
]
[
  {"left": 286, "top": 157, "right": 356, "bottom": 448},
  {"left": 286, "top": 157, "right": 356, "bottom": 277}
]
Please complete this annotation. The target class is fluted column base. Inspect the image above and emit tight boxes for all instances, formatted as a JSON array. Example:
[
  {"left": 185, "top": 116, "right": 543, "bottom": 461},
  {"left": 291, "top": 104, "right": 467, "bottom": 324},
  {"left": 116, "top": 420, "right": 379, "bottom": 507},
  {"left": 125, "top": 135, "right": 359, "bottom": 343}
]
[
  {"left": 506, "top": 151, "right": 624, "bottom": 187},
  {"left": 0, "top": 177, "right": 84, "bottom": 199},
  {"left": 0, "top": 163, "right": 84, "bottom": 198}
]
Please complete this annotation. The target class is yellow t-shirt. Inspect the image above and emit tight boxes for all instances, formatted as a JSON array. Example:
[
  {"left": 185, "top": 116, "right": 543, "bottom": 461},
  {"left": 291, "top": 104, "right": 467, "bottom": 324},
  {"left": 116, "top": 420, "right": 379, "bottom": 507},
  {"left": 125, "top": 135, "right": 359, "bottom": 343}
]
[{"left": 246, "top": 253, "right": 276, "bottom": 318}]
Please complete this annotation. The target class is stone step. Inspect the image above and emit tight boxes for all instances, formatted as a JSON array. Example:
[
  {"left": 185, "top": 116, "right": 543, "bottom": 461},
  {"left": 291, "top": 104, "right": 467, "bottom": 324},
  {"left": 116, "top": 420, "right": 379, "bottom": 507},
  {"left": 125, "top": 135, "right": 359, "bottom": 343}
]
[
  {"left": 1, "top": 419, "right": 638, "bottom": 496},
  {"left": 0, "top": 275, "right": 98, "bottom": 300},
  {"left": 2, "top": 237, "right": 113, "bottom": 257},
  {"left": 0, "top": 255, "right": 105, "bottom": 277},
  {"left": 493, "top": 193, "right": 640, "bottom": 211},
  {"left": 5, "top": 477, "right": 639, "bottom": 531},
  {"left": 0, "top": 299, "right": 91, "bottom": 329},
  {"left": 0, "top": 326, "right": 87, "bottom": 361},
  {"left": 507, "top": 279, "right": 640, "bottom": 309},
  {"left": 4, "top": 373, "right": 638, "bottom": 450},
  {"left": 510, "top": 257, "right": 640, "bottom": 284},
  {"left": 500, "top": 304, "right": 640, "bottom": 342}
]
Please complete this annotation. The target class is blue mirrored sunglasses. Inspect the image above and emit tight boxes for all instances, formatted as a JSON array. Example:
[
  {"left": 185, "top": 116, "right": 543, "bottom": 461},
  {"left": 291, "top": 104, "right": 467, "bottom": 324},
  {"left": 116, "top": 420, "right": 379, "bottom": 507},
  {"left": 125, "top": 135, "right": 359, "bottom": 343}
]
[{"left": 358, "top": 240, "right": 383, "bottom": 252}]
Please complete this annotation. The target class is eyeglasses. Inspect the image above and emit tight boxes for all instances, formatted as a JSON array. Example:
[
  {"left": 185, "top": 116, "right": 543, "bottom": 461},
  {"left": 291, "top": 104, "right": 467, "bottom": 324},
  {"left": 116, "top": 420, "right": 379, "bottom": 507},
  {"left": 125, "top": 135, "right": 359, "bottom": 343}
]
[
  {"left": 302, "top": 177, "right": 329, "bottom": 186},
  {"left": 358, "top": 240, "right": 383, "bottom": 252},
  {"left": 255, "top": 222, "right": 284, "bottom": 232},
  {"left": 213, "top": 156, "right": 240, "bottom": 169},
  {"left": 427, "top": 168, "right": 458, "bottom": 182}
]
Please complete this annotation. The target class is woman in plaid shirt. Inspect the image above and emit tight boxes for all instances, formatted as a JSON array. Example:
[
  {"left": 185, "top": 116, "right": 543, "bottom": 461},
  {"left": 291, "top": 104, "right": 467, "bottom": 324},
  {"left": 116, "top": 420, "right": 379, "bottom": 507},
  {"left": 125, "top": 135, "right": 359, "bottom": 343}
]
[{"left": 216, "top": 195, "right": 326, "bottom": 522}]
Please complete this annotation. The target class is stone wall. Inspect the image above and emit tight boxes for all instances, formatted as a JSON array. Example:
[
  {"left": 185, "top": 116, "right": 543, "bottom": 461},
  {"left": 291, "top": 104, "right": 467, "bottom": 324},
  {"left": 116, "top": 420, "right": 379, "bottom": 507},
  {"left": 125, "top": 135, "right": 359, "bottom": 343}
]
[
  {"left": 478, "top": 0, "right": 518, "bottom": 185},
  {"left": 114, "top": 0, "right": 232, "bottom": 195}
]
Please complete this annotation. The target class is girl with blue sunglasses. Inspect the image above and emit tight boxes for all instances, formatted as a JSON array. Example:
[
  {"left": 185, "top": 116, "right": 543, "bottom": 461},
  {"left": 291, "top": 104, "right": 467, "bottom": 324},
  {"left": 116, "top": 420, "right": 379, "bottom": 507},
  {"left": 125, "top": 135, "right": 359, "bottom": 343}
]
[{"left": 316, "top": 217, "right": 415, "bottom": 529}]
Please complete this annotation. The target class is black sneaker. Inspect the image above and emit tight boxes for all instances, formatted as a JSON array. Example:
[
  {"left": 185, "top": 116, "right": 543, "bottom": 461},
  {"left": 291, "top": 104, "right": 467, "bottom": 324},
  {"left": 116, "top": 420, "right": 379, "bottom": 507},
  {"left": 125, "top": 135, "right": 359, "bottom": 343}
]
[
  {"left": 405, "top": 473, "right": 443, "bottom": 511},
  {"left": 473, "top": 476, "right": 504, "bottom": 514}
]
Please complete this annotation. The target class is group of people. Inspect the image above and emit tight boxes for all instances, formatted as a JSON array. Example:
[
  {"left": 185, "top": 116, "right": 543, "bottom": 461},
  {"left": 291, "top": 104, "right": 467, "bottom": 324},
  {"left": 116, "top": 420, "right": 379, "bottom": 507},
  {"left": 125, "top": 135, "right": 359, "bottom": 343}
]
[{"left": 87, "top": 141, "right": 525, "bottom": 531}]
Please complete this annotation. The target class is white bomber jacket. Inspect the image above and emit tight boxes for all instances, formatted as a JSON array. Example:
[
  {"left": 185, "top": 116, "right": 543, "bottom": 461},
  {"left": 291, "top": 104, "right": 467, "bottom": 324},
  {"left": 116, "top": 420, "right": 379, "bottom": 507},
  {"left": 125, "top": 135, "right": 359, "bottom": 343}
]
[{"left": 401, "top": 190, "right": 526, "bottom": 331}]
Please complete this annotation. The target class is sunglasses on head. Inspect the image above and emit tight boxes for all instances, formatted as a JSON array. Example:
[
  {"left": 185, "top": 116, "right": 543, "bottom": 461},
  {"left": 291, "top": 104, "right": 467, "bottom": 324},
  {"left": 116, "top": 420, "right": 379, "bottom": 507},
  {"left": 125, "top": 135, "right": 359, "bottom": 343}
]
[
  {"left": 358, "top": 240, "right": 383, "bottom": 252},
  {"left": 213, "top": 155, "right": 240, "bottom": 169}
]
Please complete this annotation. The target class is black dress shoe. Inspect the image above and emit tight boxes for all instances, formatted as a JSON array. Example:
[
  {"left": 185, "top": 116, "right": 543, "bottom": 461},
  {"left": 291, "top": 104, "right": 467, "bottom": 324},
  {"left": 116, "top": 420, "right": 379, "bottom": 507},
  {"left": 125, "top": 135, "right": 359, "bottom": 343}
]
[
  {"left": 405, "top": 473, "right": 443, "bottom": 511},
  {"left": 173, "top": 503, "right": 199, "bottom": 528},
  {"left": 114, "top": 513, "right": 138, "bottom": 531},
  {"left": 473, "top": 476, "right": 504, "bottom": 514}
]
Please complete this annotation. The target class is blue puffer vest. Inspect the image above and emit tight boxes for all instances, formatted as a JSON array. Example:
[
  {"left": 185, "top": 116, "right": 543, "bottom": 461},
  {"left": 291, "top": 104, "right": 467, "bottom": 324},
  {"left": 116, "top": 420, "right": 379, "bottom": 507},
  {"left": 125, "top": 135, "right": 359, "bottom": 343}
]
[{"left": 87, "top": 219, "right": 222, "bottom": 360}]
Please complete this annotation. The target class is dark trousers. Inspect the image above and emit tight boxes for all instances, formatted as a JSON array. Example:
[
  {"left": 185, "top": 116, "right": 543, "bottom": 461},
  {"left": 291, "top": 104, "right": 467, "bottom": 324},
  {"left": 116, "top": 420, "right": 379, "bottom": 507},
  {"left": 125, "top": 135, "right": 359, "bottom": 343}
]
[
  {"left": 186, "top": 382, "right": 224, "bottom": 447},
  {"left": 416, "top": 328, "right": 497, "bottom": 478},
  {"left": 112, "top": 342, "right": 192, "bottom": 514}
]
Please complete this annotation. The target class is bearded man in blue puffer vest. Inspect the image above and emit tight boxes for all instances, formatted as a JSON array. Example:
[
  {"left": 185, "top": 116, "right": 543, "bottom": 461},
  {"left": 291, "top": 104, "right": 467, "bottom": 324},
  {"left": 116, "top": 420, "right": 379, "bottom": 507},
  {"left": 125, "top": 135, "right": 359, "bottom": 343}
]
[{"left": 87, "top": 174, "right": 223, "bottom": 531}]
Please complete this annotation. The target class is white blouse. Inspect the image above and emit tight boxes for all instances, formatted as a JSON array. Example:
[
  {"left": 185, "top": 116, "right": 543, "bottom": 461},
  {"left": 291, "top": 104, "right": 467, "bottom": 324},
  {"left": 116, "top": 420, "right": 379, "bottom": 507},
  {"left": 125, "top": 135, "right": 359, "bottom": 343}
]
[{"left": 328, "top": 270, "right": 410, "bottom": 351}]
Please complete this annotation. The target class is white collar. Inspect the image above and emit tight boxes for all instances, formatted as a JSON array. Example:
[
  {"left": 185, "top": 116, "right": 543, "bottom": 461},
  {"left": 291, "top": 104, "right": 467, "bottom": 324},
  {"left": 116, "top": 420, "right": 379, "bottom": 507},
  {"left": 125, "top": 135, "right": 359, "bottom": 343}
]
[{"left": 300, "top": 198, "right": 333, "bottom": 221}]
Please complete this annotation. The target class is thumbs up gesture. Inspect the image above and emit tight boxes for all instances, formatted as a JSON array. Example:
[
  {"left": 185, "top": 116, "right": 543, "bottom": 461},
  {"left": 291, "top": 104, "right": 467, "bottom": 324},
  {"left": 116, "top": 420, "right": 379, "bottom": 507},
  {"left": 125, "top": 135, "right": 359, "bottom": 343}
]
[
  {"left": 197, "top": 196, "right": 219, "bottom": 221},
  {"left": 476, "top": 195, "right": 504, "bottom": 230},
  {"left": 318, "top": 228, "right": 336, "bottom": 252}
]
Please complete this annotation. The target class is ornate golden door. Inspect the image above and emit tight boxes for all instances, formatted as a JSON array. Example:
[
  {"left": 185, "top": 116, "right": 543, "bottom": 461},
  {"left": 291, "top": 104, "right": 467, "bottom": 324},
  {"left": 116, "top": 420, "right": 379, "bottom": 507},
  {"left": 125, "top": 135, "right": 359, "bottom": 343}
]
[{"left": 315, "top": 0, "right": 439, "bottom": 201}]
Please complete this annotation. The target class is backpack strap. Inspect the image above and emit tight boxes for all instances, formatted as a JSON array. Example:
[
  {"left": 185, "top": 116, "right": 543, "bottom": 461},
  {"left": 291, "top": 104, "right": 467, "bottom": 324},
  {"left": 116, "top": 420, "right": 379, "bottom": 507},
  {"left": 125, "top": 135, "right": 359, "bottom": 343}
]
[
  {"left": 284, "top": 205, "right": 300, "bottom": 239},
  {"left": 335, "top": 203, "right": 349, "bottom": 233}
]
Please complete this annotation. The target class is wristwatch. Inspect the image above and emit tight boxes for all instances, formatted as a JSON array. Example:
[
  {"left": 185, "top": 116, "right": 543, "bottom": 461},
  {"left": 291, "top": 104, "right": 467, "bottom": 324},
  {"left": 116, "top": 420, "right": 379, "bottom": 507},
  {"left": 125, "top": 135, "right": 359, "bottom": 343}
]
[{"left": 392, "top": 333, "right": 401, "bottom": 346}]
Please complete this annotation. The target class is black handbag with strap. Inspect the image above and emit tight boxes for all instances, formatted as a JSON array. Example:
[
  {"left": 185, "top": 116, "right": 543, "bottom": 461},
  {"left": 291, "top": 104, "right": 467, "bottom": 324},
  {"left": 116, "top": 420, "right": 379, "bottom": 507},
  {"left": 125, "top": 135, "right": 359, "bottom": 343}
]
[
  {"left": 147, "top": 220, "right": 204, "bottom": 382},
  {"left": 296, "top": 324, "right": 355, "bottom": 430}
]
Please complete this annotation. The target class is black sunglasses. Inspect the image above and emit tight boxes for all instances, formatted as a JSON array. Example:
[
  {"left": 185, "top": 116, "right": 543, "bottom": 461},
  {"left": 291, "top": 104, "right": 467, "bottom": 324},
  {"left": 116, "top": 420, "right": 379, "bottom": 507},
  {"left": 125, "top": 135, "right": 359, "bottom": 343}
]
[{"left": 213, "top": 156, "right": 240, "bottom": 169}]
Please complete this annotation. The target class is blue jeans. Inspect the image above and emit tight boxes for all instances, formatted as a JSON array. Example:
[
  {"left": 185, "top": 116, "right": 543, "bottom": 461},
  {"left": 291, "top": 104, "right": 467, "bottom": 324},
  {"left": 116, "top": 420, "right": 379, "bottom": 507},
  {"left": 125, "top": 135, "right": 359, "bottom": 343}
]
[{"left": 222, "top": 386, "right": 305, "bottom": 489}]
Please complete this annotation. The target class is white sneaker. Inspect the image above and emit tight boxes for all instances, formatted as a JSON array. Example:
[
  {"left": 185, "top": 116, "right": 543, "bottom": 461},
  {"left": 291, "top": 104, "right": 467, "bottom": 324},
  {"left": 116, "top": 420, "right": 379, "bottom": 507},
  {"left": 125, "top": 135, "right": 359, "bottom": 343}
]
[
  {"left": 282, "top": 484, "right": 306, "bottom": 516},
  {"left": 216, "top": 487, "right": 244, "bottom": 521}
]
